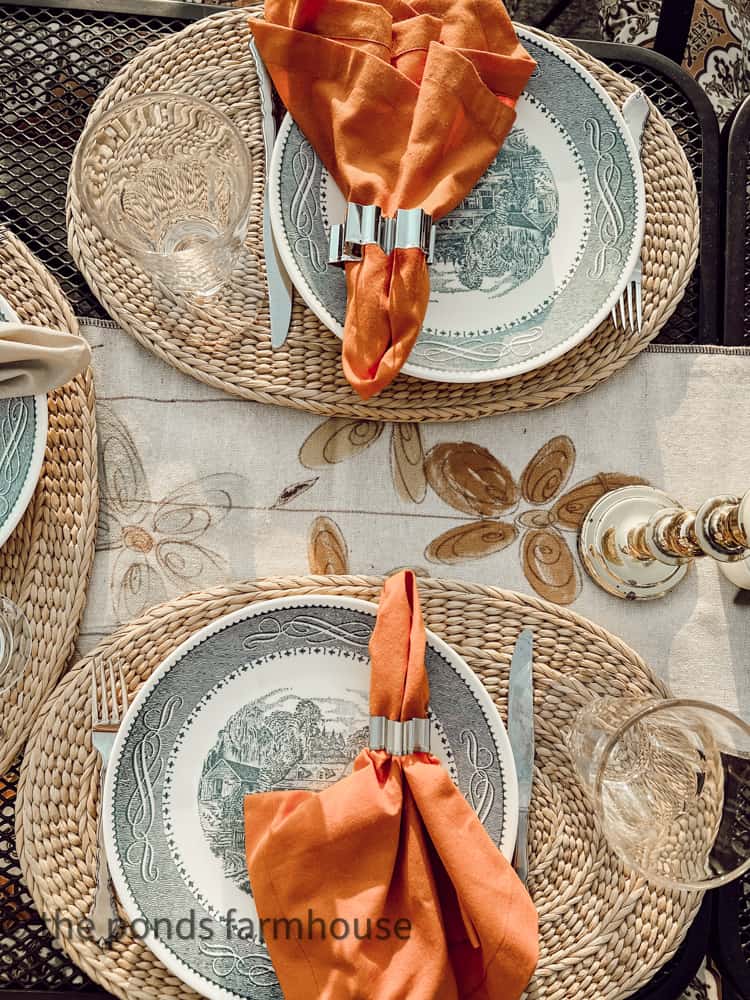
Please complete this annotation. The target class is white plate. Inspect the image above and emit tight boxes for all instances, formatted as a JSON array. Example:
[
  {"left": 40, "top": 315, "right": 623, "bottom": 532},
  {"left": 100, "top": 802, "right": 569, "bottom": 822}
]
[
  {"left": 105, "top": 595, "right": 517, "bottom": 1000},
  {"left": 0, "top": 295, "right": 47, "bottom": 548},
  {"left": 269, "top": 28, "right": 645, "bottom": 383}
]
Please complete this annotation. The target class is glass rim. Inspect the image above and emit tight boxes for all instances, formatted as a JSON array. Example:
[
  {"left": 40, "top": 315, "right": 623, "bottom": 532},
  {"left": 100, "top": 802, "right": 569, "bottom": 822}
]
[
  {"left": 592, "top": 697, "right": 750, "bottom": 891},
  {"left": 73, "top": 91, "right": 253, "bottom": 256}
]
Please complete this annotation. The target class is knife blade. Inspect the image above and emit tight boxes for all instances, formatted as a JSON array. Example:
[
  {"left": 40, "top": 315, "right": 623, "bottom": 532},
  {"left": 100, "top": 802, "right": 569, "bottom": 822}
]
[
  {"left": 508, "top": 628, "right": 534, "bottom": 885},
  {"left": 249, "top": 37, "right": 293, "bottom": 349}
]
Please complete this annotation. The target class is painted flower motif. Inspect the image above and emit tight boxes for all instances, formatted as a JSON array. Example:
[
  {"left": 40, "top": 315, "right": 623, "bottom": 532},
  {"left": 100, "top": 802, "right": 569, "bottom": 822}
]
[
  {"left": 96, "top": 404, "right": 244, "bottom": 621},
  {"left": 298, "top": 417, "right": 427, "bottom": 503},
  {"left": 293, "top": 420, "right": 644, "bottom": 606},
  {"left": 297, "top": 418, "right": 428, "bottom": 577},
  {"left": 424, "top": 435, "right": 646, "bottom": 605}
]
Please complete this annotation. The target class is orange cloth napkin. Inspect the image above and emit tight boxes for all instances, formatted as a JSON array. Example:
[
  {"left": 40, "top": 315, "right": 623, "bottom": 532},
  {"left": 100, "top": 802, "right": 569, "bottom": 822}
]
[
  {"left": 244, "top": 570, "right": 538, "bottom": 999},
  {"left": 250, "top": 0, "right": 536, "bottom": 399}
]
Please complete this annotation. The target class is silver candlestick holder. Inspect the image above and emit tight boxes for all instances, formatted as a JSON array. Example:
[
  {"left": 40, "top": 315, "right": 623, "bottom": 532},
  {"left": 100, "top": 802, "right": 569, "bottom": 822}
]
[{"left": 579, "top": 485, "right": 750, "bottom": 599}]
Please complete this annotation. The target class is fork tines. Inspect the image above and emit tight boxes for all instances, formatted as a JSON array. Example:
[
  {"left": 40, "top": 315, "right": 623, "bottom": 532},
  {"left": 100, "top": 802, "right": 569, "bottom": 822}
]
[{"left": 611, "top": 277, "right": 643, "bottom": 337}]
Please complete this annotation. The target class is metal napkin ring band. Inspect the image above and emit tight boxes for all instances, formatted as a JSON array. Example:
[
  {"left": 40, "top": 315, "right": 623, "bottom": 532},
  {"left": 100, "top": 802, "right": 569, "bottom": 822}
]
[
  {"left": 329, "top": 202, "right": 436, "bottom": 267},
  {"left": 369, "top": 715, "right": 432, "bottom": 755}
]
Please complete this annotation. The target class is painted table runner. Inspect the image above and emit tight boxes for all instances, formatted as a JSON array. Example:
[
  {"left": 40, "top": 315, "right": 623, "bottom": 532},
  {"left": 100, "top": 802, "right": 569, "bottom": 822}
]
[{"left": 81, "top": 318, "right": 750, "bottom": 718}]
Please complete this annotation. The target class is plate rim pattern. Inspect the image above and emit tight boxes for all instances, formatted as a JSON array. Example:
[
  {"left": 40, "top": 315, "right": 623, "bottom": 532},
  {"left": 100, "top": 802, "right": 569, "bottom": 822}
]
[
  {"left": 104, "top": 594, "right": 518, "bottom": 1000},
  {"left": 269, "top": 27, "right": 646, "bottom": 384}
]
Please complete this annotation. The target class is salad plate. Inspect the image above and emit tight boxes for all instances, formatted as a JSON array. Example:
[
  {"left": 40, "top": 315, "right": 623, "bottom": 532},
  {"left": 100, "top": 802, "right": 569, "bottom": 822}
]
[
  {"left": 104, "top": 595, "right": 517, "bottom": 1000},
  {"left": 0, "top": 294, "right": 47, "bottom": 548},
  {"left": 269, "top": 29, "right": 646, "bottom": 383}
]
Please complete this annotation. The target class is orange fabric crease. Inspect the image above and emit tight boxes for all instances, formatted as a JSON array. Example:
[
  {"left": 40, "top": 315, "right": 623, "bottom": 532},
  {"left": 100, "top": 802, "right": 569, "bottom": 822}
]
[
  {"left": 250, "top": 0, "right": 535, "bottom": 398},
  {"left": 244, "top": 571, "right": 539, "bottom": 999}
]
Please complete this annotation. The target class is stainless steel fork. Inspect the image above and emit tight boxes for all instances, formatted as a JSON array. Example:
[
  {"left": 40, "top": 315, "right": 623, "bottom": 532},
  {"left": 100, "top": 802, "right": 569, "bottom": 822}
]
[
  {"left": 90, "top": 656, "right": 129, "bottom": 946},
  {"left": 611, "top": 89, "right": 649, "bottom": 338}
]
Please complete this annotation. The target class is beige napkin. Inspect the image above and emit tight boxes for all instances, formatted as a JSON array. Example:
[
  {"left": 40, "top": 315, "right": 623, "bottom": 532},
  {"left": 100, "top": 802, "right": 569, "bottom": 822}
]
[{"left": 0, "top": 324, "right": 91, "bottom": 396}]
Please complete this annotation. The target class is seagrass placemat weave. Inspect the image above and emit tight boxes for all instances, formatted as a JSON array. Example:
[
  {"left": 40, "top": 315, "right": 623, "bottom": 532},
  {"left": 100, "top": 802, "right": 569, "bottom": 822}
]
[
  {"left": 17, "top": 574, "right": 701, "bottom": 1000},
  {"left": 0, "top": 230, "right": 98, "bottom": 775},
  {"left": 67, "top": 10, "right": 699, "bottom": 423}
]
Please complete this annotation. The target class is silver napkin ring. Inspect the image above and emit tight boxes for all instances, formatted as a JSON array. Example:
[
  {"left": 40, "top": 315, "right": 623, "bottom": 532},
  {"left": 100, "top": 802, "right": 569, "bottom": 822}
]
[
  {"left": 369, "top": 715, "right": 432, "bottom": 755},
  {"left": 329, "top": 202, "right": 436, "bottom": 267}
]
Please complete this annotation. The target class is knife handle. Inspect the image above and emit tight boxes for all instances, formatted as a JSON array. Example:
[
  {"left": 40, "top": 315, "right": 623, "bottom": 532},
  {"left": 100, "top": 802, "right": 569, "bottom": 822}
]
[{"left": 514, "top": 806, "right": 530, "bottom": 885}]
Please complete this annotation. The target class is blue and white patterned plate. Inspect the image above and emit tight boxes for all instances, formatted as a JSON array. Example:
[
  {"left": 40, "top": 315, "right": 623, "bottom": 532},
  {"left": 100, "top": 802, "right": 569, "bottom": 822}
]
[
  {"left": 0, "top": 295, "right": 47, "bottom": 548},
  {"left": 269, "top": 29, "right": 646, "bottom": 383},
  {"left": 104, "top": 595, "right": 517, "bottom": 1000}
]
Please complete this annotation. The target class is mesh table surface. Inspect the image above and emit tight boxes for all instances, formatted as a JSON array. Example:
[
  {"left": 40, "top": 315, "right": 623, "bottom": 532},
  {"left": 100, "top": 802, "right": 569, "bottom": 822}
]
[
  {"left": 0, "top": 0, "right": 213, "bottom": 319},
  {"left": 578, "top": 40, "right": 721, "bottom": 348},
  {"left": 724, "top": 93, "right": 750, "bottom": 347},
  {"left": 0, "top": 2, "right": 723, "bottom": 994}
]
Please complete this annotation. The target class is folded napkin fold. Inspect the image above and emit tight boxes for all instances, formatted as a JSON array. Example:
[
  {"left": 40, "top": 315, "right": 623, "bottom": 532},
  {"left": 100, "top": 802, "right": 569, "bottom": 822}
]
[
  {"left": 250, "top": 0, "right": 535, "bottom": 399},
  {"left": 0, "top": 324, "right": 91, "bottom": 396},
  {"left": 244, "top": 570, "right": 538, "bottom": 999}
]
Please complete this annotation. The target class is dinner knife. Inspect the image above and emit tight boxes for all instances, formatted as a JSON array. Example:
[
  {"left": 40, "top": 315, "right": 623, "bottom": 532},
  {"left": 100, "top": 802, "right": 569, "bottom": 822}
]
[
  {"left": 508, "top": 629, "right": 534, "bottom": 885},
  {"left": 249, "top": 37, "right": 293, "bottom": 349}
]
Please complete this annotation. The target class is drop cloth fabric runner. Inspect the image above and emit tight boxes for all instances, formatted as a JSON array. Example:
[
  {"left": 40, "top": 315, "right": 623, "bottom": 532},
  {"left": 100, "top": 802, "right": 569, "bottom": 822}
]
[{"left": 80, "top": 319, "right": 750, "bottom": 719}]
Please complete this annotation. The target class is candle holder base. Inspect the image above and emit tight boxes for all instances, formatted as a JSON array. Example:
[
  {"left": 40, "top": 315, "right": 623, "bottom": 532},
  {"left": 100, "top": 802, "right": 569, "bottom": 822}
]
[
  {"left": 718, "top": 556, "right": 750, "bottom": 590},
  {"left": 579, "top": 486, "right": 689, "bottom": 600}
]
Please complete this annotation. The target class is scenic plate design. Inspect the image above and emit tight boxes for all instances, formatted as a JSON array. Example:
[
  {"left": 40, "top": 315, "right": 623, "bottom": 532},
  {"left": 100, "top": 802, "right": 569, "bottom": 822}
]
[
  {"left": 270, "top": 28, "right": 645, "bottom": 382},
  {"left": 191, "top": 650, "right": 456, "bottom": 901},
  {"left": 0, "top": 294, "right": 47, "bottom": 547},
  {"left": 105, "top": 597, "right": 517, "bottom": 1000}
]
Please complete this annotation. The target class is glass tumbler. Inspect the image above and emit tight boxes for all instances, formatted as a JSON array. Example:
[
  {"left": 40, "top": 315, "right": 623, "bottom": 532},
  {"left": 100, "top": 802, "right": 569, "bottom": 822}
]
[
  {"left": 567, "top": 697, "right": 750, "bottom": 890},
  {"left": 0, "top": 597, "right": 31, "bottom": 695},
  {"left": 74, "top": 93, "right": 253, "bottom": 297}
]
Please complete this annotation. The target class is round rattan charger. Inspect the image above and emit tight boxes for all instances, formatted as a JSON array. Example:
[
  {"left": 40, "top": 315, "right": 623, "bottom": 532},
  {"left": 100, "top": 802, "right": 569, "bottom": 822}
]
[
  {"left": 67, "top": 9, "right": 699, "bottom": 424},
  {"left": 18, "top": 575, "right": 701, "bottom": 1000},
  {"left": 0, "top": 230, "right": 98, "bottom": 775}
]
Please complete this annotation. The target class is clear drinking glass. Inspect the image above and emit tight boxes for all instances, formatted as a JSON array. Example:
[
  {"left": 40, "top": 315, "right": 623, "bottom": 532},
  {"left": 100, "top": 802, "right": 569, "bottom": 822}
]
[
  {"left": 74, "top": 93, "right": 253, "bottom": 297},
  {"left": 0, "top": 597, "right": 31, "bottom": 695},
  {"left": 567, "top": 697, "right": 750, "bottom": 890}
]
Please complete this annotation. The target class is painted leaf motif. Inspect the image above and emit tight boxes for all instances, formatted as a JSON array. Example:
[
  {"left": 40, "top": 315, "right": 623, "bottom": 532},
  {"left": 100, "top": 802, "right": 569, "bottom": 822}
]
[
  {"left": 521, "top": 527, "right": 580, "bottom": 605},
  {"left": 521, "top": 435, "right": 575, "bottom": 505},
  {"left": 391, "top": 424, "right": 427, "bottom": 503},
  {"left": 425, "top": 442, "right": 519, "bottom": 516},
  {"left": 299, "top": 417, "right": 384, "bottom": 468},
  {"left": 273, "top": 477, "right": 319, "bottom": 508},
  {"left": 553, "top": 473, "right": 648, "bottom": 531},
  {"left": 425, "top": 520, "right": 517, "bottom": 564},
  {"left": 308, "top": 516, "right": 349, "bottom": 575}
]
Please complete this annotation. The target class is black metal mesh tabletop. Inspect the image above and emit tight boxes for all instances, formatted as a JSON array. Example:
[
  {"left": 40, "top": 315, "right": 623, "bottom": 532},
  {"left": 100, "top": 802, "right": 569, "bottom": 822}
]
[
  {"left": 1, "top": 0, "right": 215, "bottom": 319},
  {"left": 0, "top": 3, "right": 727, "bottom": 996},
  {"left": 724, "top": 93, "right": 750, "bottom": 348}
]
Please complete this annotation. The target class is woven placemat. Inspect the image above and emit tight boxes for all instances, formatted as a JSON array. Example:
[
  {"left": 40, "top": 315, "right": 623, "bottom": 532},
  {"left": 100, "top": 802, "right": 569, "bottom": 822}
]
[
  {"left": 17, "top": 575, "right": 701, "bottom": 1000},
  {"left": 67, "top": 10, "right": 698, "bottom": 423},
  {"left": 0, "top": 230, "right": 98, "bottom": 775}
]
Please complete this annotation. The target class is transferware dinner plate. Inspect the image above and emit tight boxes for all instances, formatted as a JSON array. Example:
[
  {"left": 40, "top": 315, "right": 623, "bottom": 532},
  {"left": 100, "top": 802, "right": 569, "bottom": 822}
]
[
  {"left": 0, "top": 295, "right": 47, "bottom": 548},
  {"left": 269, "top": 29, "right": 646, "bottom": 383},
  {"left": 104, "top": 595, "right": 517, "bottom": 1000}
]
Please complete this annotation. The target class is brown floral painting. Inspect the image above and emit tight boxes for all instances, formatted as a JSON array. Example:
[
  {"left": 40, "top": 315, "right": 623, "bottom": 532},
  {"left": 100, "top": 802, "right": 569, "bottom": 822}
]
[
  {"left": 299, "top": 417, "right": 427, "bottom": 503},
  {"left": 298, "top": 419, "right": 645, "bottom": 606},
  {"left": 423, "top": 435, "right": 646, "bottom": 604},
  {"left": 96, "top": 403, "right": 245, "bottom": 621}
]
